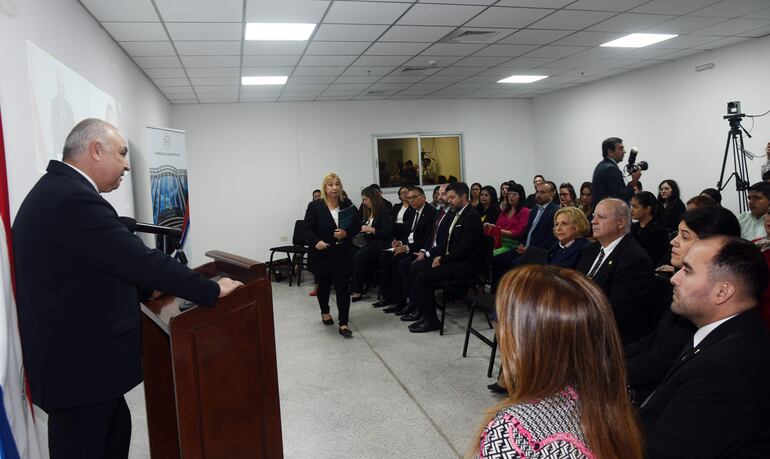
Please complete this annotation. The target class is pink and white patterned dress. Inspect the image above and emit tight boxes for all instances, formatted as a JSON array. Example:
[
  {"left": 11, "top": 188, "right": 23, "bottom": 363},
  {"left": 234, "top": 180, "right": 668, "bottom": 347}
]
[{"left": 478, "top": 388, "right": 594, "bottom": 459}]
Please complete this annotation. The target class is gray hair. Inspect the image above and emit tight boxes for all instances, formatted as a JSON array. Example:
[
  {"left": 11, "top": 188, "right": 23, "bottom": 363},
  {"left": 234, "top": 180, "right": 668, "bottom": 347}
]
[
  {"left": 602, "top": 198, "right": 632, "bottom": 233},
  {"left": 62, "top": 118, "right": 118, "bottom": 160}
]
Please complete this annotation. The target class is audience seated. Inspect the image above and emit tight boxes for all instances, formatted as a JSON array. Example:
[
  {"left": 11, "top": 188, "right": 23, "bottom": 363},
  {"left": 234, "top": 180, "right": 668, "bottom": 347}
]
[
  {"left": 470, "top": 182, "right": 482, "bottom": 208},
  {"left": 576, "top": 198, "right": 653, "bottom": 345},
  {"left": 475, "top": 266, "right": 643, "bottom": 459},
  {"left": 486, "top": 182, "right": 529, "bottom": 256},
  {"left": 700, "top": 187, "right": 722, "bottom": 206},
  {"left": 497, "top": 181, "right": 509, "bottom": 208},
  {"left": 750, "top": 210, "right": 770, "bottom": 329},
  {"left": 578, "top": 181, "right": 593, "bottom": 218},
  {"left": 350, "top": 186, "right": 393, "bottom": 302},
  {"left": 625, "top": 207, "right": 741, "bottom": 405},
  {"left": 639, "top": 236, "right": 770, "bottom": 458},
  {"left": 476, "top": 185, "right": 499, "bottom": 224},
  {"left": 685, "top": 194, "right": 718, "bottom": 210},
  {"left": 630, "top": 191, "right": 670, "bottom": 265},
  {"left": 408, "top": 182, "right": 483, "bottom": 333},
  {"left": 547, "top": 207, "right": 591, "bottom": 269},
  {"left": 738, "top": 181, "right": 770, "bottom": 240},
  {"left": 525, "top": 175, "right": 544, "bottom": 208},
  {"left": 430, "top": 185, "right": 440, "bottom": 208},
  {"left": 558, "top": 182, "right": 577, "bottom": 207},
  {"left": 392, "top": 185, "right": 413, "bottom": 240},
  {"left": 657, "top": 179, "right": 686, "bottom": 234}
]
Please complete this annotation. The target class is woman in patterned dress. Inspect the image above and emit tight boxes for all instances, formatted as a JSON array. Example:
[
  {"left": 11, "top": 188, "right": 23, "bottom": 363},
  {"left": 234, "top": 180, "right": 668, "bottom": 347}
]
[{"left": 473, "top": 266, "right": 643, "bottom": 459}]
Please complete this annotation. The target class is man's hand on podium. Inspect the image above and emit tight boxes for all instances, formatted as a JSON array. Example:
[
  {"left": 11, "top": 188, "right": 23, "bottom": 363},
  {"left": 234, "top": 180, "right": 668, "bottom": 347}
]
[{"left": 217, "top": 277, "right": 244, "bottom": 298}]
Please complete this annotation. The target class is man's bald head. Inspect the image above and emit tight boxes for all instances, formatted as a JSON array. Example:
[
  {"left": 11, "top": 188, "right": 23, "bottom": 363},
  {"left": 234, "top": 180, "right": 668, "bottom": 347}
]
[{"left": 62, "top": 118, "right": 122, "bottom": 161}]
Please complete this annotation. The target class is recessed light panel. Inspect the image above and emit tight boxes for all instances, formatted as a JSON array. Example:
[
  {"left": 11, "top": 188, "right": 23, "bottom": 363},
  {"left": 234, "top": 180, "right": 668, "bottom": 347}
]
[
  {"left": 245, "top": 23, "right": 316, "bottom": 41},
  {"left": 601, "top": 33, "right": 677, "bottom": 48},
  {"left": 241, "top": 76, "right": 288, "bottom": 85},
  {"left": 498, "top": 75, "right": 548, "bottom": 84}
]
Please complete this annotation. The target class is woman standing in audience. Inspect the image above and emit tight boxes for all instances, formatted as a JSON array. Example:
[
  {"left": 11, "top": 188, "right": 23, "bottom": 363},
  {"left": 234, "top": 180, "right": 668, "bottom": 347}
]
[
  {"left": 474, "top": 266, "right": 643, "bottom": 459},
  {"left": 351, "top": 187, "right": 393, "bottom": 303},
  {"left": 488, "top": 183, "right": 530, "bottom": 255},
  {"left": 303, "top": 173, "right": 361, "bottom": 338},
  {"left": 476, "top": 186, "right": 500, "bottom": 224},
  {"left": 658, "top": 179, "right": 686, "bottom": 233},
  {"left": 558, "top": 182, "right": 577, "bottom": 207},
  {"left": 578, "top": 181, "right": 593, "bottom": 217},
  {"left": 470, "top": 182, "right": 482, "bottom": 208},
  {"left": 630, "top": 191, "right": 670, "bottom": 265}
]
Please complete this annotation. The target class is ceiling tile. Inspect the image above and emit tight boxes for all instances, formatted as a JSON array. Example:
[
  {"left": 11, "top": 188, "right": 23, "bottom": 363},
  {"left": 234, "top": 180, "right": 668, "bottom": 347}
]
[
  {"left": 646, "top": 34, "right": 720, "bottom": 49},
  {"left": 615, "top": 47, "right": 680, "bottom": 60},
  {"left": 288, "top": 75, "right": 338, "bottom": 84},
  {"left": 742, "top": 7, "right": 770, "bottom": 19},
  {"left": 565, "top": 0, "right": 649, "bottom": 11},
  {"left": 588, "top": 13, "right": 676, "bottom": 33},
  {"left": 146, "top": 68, "right": 187, "bottom": 78},
  {"left": 291, "top": 67, "right": 347, "bottom": 76},
  {"left": 550, "top": 31, "right": 625, "bottom": 46},
  {"left": 82, "top": 0, "right": 158, "bottom": 21},
  {"left": 242, "top": 41, "right": 307, "bottom": 55},
  {"left": 565, "top": 47, "right": 626, "bottom": 59},
  {"left": 283, "top": 84, "right": 330, "bottom": 92},
  {"left": 504, "top": 56, "right": 559, "bottom": 67},
  {"left": 423, "top": 74, "right": 468, "bottom": 83},
  {"left": 410, "top": 82, "right": 449, "bottom": 89},
  {"left": 379, "top": 25, "right": 455, "bottom": 42},
  {"left": 333, "top": 76, "right": 381, "bottom": 84},
  {"left": 693, "top": 18, "right": 770, "bottom": 35},
  {"left": 134, "top": 56, "right": 182, "bottom": 68},
  {"left": 690, "top": 0, "right": 770, "bottom": 18},
  {"left": 403, "top": 55, "right": 465, "bottom": 66},
  {"left": 738, "top": 23, "right": 770, "bottom": 36},
  {"left": 436, "top": 66, "right": 487, "bottom": 75},
  {"left": 153, "top": 78, "right": 190, "bottom": 87},
  {"left": 174, "top": 41, "right": 241, "bottom": 56},
  {"left": 474, "top": 44, "right": 539, "bottom": 57},
  {"left": 155, "top": 0, "right": 243, "bottom": 21},
  {"left": 496, "top": 0, "right": 573, "bottom": 6},
  {"left": 631, "top": 0, "right": 721, "bottom": 15},
  {"left": 697, "top": 35, "right": 752, "bottom": 48},
  {"left": 324, "top": 2, "right": 411, "bottom": 25},
  {"left": 101, "top": 22, "right": 168, "bottom": 42},
  {"left": 187, "top": 67, "right": 242, "bottom": 77},
  {"left": 397, "top": 4, "right": 486, "bottom": 26},
  {"left": 245, "top": 0, "right": 330, "bottom": 23},
  {"left": 466, "top": 7, "right": 555, "bottom": 28},
  {"left": 365, "top": 42, "right": 430, "bottom": 55},
  {"left": 378, "top": 75, "right": 426, "bottom": 83},
  {"left": 305, "top": 41, "right": 371, "bottom": 55},
  {"left": 352, "top": 55, "right": 411, "bottom": 66},
  {"left": 240, "top": 66, "right": 295, "bottom": 76},
  {"left": 340, "top": 67, "right": 395, "bottom": 76},
  {"left": 298, "top": 55, "right": 358, "bottom": 66},
  {"left": 190, "top": 77, "right": 240, "bottom": 86},
  {"left": 523, "top": 45, "right": 589, "bottom": 58},
  {"left": 313, "top": 24, "right": 389, "bottom": 41},
  {"left": 165, "top": 23, "right": 242, "bottom": 41},
  {"left": 194, "top": 85, "right": 239, "bottom": 94},
  {"left": 119, "top": 41, "right": 175, "bottom": 57},
  {"left": 642, "top": 16, "right": 727, "bottom": 34},
  {"left": 162, "top": 86, "right": 193, "bottom": 94},
  {"left": 529, "top": 10, "right": 616, "bottom": 30},
  {"left": 242, "top": 55, "right": 301, "bottom": 66},
  {"left": 181, "top": 55, "right": 241, "bottom": 67},
  {"left": 455, "top": 56, "right": 511, "bottom": 66},
  {"left": 498, "top": 29, "right": 574, "bottom": 45},
  {"left": 420, "top": 43, "right": 487, "bottom": 56},
  {"left": 367, "top": 83, "right": 411, "bottom": 91},
  {"left": 326, "top": 83, "right": 372, "bottom": 91},
  {"left": 656, "top": 49, "right": 703, "bottom": 60}
]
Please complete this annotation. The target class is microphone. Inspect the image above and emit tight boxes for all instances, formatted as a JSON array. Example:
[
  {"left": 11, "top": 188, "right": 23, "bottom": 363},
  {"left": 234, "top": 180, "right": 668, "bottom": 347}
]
[{"left": 120, "top": 216, "right": 183, "bottom": 239}]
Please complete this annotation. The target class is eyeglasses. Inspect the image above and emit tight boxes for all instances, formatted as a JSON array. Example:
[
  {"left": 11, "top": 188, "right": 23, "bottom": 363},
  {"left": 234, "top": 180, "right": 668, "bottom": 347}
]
[{"left": 559, "top": 192, "right": 571, "bottom": 196}]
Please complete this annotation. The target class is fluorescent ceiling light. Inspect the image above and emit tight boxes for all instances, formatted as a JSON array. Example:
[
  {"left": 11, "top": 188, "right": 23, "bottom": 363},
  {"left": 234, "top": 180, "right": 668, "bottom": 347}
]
[
  {"left": 241, "top": 76, "right": 288, "bottom": 85},
  {"left": 245, "top": 23, "right": 316, "bottom": 41},
  {"left": 601, "top": 33, "right": 677, "bottom": 48},
  {"left": 498, "top": 75, "right": 548, "bottom": 84}
]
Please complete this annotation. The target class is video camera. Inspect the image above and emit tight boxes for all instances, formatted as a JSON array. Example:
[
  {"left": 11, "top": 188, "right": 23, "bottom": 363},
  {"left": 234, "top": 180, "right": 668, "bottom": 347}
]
[{"left": 625, "top": 147, "right": 649, "bottom": 174}]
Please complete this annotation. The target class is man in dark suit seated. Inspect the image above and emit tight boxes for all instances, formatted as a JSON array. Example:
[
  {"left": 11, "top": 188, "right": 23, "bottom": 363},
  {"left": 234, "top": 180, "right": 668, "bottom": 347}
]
[
  {"left": 408, "top": 182, "right": 483, "bottom": 333},
  {"left": 12, "top": 118, "right": 243, "bottom": 458},
  {"left": 576, "top": 198, "right": 654, "bottom": 345},
  {"left": 491, "top": 181, "right": 559, "bottom": 291},
  {"left": 640, "top": 236, "right": 770, "bottom": 458},
  {"left": 591, "top": 137, "right": 642, "bottom": 204}
]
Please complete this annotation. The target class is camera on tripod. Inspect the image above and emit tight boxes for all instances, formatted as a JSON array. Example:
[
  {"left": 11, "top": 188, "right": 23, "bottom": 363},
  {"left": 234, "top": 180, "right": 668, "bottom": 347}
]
[{"left": 625, "top": 147, "right": 649, "bottom": 174}]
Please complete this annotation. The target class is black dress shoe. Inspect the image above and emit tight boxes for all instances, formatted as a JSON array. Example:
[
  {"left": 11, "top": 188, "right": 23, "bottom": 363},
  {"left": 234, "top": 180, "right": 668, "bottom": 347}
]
[
  {"left": 400, "top": 312, "right": 421, "bottom": 322},
  {"left": 322, "top": 316, "right": 334, "bottom": 325},
  {"left": 487, "top": 382, "right": 507, "bottom": 395},
  {"left": 408, "top": 320, "right": 441, "bottom": 333},
  {"left": 383, "top": 305, "right": 398, "bottom": 313},
  {"left": 372, "top": 298, "right": 394, "bottom": 308},
  {"left": 339, "top": 326, "right": 353, "bottom": 338},
  {"left": 351, "top": 295, "right": 367, "bottom": 303},
  {"left": 394, "top": 304, "right": 410, "bottom": 316}
]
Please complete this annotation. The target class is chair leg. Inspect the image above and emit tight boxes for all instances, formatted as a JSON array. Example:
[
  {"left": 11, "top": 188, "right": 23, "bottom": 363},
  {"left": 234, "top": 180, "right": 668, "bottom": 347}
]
[
  {"left": 286, "top": 253, "right": 294, "bottom": 286},
  {"left": 268, "top": 251, "right": 276, "bottom": 281},
  {"left": 440, "top": 292, "right": 447, "bottom": 336},
  {"left": 487, "top": 337, "right": 498, "bottom": 378},
  {"left": 463, "top": 303, "right": 477, "bottom": 357}
]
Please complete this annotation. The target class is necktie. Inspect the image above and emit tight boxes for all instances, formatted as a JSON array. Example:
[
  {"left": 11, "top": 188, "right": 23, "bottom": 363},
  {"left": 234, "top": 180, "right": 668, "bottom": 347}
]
[
  {"left": 587, "top": 248, "right": 605, "bottom": 279},
  {"left": 410, "top": 209, "right": 421, "bottom": 232},
  {"left": 445, "top": 211, "right": 462, "bottom": 255},
  {"left": 431, "top": 211, "right": 447, "bottom": 248},
  {"left": 525, "top": 205, "right": 545, "bottom": 247}
]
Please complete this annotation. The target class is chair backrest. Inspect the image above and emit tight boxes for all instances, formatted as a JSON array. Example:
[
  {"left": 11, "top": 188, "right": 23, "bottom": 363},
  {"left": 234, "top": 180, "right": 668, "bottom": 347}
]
[
  {"left": 292, "top": 220, "right": 307, "bottom": 246},
  {"left": 477, "top": 235, "right": 496, "bottom": 282},
  {"left": 649, "top": 274, "right": 674, "bottom": 328},
  {"left": 520, "top": 246, "right": 548, "bottom": 265}
]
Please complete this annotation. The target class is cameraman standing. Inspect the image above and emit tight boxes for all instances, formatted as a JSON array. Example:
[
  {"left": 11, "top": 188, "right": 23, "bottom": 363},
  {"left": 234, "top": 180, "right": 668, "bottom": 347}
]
[{"left": 592, "top": 137, "right": 642, "bottom": 204}]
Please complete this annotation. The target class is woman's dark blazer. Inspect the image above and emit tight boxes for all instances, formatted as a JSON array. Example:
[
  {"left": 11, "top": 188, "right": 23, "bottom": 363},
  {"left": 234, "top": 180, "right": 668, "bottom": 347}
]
[
  {"left": 660, "top": 199, "right": 686, "bottom": 233},
  {"left": 303, "top": 198, "right": 361, "bottom": 276},
  {"left": 361, "top": 206, "right": 393, "bottom": 250},
  {"left": 476, "top": 203, "right": 500, "bottom": 225},
  {"left": 546, "top": 237, "right": 590, "bottom": 269}
]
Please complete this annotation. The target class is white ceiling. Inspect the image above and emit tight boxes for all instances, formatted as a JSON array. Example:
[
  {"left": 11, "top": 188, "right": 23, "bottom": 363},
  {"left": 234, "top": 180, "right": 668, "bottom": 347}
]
[{"left": 78, "top": 0, "right": 770, "bottom": 104}]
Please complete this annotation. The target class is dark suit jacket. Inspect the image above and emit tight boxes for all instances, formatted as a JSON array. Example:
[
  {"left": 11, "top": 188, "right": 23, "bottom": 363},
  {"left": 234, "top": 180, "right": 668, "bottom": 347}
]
[
  {"left": 640, "top": 309, "right": 770, "bottom": 458},
  {"left": 405, "top": 204, "right": 437, "bottom": 252},
  {"left": 476, "top": 203, "right": 500, "bottom": 225},
  {"left": 303, "top": 198, "right": 361, "bottom": 276},
  {"left": 577, "top": 234, "right": 654, "bottom": 344},
  {"left": 660, "top": 199, "right": 686, "bottom": 233},
  {"left": 392, "top": 203, "right": 415, "bottom": 242},
  {"left": 12, "top": 161, "right": 219, "bottom": 411},
  {"left": 522, "top": 201, "right": 559, "bottom": 250},
  {"left": 422, "top": 208, "right": 452, "bottom": 256},
  {"left": 631, "top": 220, "right": 670, "bottom": 266},
  {"left": 546, "top": 237, "right": 590, "bottom": 269},
  {"left": 433, "top": 205, "right": 484, "bottom": 276},
  {"left": 591, "top": 157, "right": 635, "bottom": 203},
  {"left": 360, "top": 206, "right": 393, "bottom": 250}
]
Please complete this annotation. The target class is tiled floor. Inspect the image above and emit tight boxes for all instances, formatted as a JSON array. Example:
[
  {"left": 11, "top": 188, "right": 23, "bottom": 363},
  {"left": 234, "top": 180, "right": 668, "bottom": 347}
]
[{"left": 127, "top": 279, "right": 503, "bottom": 458}]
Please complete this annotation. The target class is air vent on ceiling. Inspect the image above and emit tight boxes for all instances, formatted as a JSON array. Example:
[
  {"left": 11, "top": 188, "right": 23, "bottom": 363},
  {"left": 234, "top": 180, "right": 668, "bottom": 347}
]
[
  {"left": 366, "top": 90, "right": 389, "bottom": 96},
  {"left": 439, "top": 28, "right": 509, "bottom": 44},
  {"left": 399, "top": 66, "right": 438, "bottom": 75}
]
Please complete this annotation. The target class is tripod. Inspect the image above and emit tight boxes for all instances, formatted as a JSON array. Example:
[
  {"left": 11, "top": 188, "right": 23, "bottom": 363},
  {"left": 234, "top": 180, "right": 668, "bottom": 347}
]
[{"left": 717, "top": 114, "right": 752, "bottom": 212}]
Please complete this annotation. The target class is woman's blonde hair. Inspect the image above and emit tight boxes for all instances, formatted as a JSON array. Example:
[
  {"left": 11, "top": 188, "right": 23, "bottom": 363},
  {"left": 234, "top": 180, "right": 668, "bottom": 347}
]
[
  {"left": 554, "top": 206, "right": 591, "bottom": 237},
  {"left": 471, "top": 266, "right": 643, "bottom": 459},
  {"left": 320, "top": 173, "right": 344, "bottom": 203}
]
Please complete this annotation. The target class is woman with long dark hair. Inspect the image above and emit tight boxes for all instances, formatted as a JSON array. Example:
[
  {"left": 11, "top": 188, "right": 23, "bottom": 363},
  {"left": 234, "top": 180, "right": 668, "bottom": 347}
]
[
  {"left": 474, "top": 266, "right": 643, "bottom": 459},
  {"left": 350, "top": 186, "right": 393, "bottom": 303},
  {"left": 658, "top": 179, "right": 686, "bottom": 233},
  {"left": 578, "top": 181, "right": 593, "bottom": 217},
  {"left": 630, "top": 191, "right": 669, "bottom": 264},
  {"left": 476, "top": 185, "right": 499, "bottom": 224},
  {"left": 488, "top": 183, "right": 529, "bottom": 256},
  {"left": 558, "top": 182, "right": 577, "bottom": 207},
  {"left": 303, "top": 173, "right": 361, "bottom": 338},
  {"left": 470, "top": 182, "right": 482, "bottom": 208}
]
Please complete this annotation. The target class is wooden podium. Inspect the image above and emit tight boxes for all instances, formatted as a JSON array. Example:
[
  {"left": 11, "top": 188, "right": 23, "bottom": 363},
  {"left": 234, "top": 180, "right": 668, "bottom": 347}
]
[{"left": 141, "top": 250, "right": 283, "bottom": 458}]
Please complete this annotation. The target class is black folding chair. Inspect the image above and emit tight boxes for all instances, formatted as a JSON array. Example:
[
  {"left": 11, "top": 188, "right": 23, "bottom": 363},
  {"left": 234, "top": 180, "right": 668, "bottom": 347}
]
[
  {"left": 268, "top": 220, "right": 308, "bottom": 286},
  {"left": 462, "top": 292, "right": 498, "bottom": 377}
]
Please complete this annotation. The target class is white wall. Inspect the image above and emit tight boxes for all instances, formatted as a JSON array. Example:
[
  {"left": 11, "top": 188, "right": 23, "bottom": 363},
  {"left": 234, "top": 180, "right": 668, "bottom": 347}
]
[
  {"left": 0, "top": 0, "right": 171, "bottom": 221},
  {"left": 172, "top": 99, "right": 534, "bottom": 265},
  {"left": 532, "top": 35, "right": 770, "bottom": 213}
]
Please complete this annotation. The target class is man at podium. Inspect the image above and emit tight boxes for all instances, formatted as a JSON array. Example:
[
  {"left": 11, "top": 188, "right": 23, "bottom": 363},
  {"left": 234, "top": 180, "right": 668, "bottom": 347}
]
[{"left": 12, "top": 118, "right": 242, "bottom": 459}]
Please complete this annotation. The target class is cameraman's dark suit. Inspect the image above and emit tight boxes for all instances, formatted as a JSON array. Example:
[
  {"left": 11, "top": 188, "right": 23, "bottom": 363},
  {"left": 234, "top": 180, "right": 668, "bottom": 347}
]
[
  {"left": 577, "top": 234, "right": 654, "bottom": 345},
  {"left": 592, "top": 157, "right": 636, "bottom": 204}
]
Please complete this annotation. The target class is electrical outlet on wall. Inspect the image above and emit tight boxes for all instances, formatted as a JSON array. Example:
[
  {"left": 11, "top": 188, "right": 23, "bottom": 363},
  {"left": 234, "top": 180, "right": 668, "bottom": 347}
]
[{"left": 280, "top": 236, "right": 288, "bottom": 242}]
